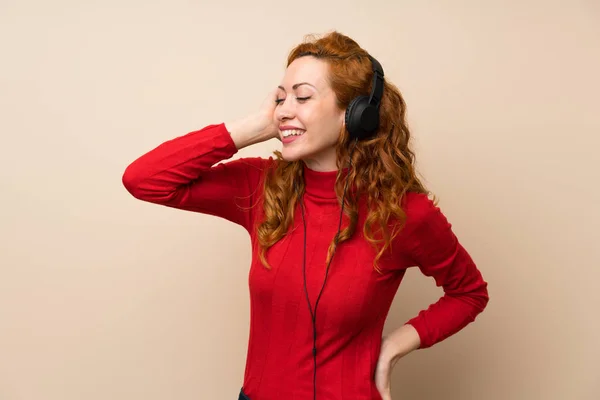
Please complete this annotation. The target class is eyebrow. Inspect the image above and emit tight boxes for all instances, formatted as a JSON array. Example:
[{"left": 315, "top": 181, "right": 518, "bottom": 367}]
[{"left": 277, "top": 82, "right": 317, "bottom": 91}]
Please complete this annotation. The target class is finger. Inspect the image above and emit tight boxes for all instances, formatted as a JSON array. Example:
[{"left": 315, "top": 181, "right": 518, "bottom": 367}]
[{"left": 268, "top": 87, "right": 280, "bottom": 105}]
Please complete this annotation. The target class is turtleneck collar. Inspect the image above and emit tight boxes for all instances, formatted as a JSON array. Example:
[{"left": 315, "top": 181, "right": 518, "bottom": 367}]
[{"left": 302, "top": 163, "right": 349, "bottom": 200}]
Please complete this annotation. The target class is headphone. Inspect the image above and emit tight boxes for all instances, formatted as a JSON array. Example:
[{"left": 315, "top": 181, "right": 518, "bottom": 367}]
[
  {"left": 344, "top": 55, "right": 385, "bottom": 141},
  {"left": 298, "top": 54, "right": 385, "bottom": 400}
]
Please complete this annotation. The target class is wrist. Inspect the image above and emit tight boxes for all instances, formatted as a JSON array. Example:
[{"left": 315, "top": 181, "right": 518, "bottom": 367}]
[
  {"left": 381, "top": 324, "right": 421, "bottom": 362},
  {"left": 224, "top": 118, "right": 254, "bottom": 150}
]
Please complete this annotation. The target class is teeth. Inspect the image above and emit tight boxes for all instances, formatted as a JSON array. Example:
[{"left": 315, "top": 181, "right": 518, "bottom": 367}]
[{"left": 282, "top": 129, "right": 305, "bottom": 137}]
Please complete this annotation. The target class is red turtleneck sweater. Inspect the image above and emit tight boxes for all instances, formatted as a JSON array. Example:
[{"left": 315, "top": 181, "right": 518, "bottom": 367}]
[{"left": 122, "top": 123, "right": 489, "bottom": 400}]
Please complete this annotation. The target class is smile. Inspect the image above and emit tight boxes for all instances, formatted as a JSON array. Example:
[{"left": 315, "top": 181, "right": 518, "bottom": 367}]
[
  {"left": 281, "top": 129, "right": 305, "bottom": 138},
  {"left": 281, "top": 129, "right": 306, "bottom": 144}
]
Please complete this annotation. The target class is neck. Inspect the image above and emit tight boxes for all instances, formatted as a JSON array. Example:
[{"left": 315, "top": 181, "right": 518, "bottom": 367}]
[
  {"left": 302, "top": 162, "right": 350, "bottom": 200},
  {"left": 301, "top": 148, "right": 339, "bottom": 172}
]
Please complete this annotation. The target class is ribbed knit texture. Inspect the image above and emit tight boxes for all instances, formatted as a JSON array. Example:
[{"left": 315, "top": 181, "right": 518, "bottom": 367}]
[{"left": 123, "top": 123, "right": 489, "bottom": 400}]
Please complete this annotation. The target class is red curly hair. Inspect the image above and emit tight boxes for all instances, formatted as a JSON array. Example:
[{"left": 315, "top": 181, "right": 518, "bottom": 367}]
[{"left": 256, "top": 31, "right": 430, "bottom": 273}]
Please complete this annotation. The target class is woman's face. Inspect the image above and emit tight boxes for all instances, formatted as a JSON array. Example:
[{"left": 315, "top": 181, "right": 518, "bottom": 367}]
[{"left": 274, "top": 56, "right": 346, "bottom": 172}]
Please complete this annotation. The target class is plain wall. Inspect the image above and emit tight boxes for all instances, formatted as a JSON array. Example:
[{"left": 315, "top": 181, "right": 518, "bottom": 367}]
[{"left": 1, "top": 0, "right": 599, "bottom": 399}]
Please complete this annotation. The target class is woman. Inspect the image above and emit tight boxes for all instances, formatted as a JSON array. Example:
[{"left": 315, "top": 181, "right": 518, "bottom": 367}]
[{"left": 122, "top": 31, "right": 489, "bottom": 400}]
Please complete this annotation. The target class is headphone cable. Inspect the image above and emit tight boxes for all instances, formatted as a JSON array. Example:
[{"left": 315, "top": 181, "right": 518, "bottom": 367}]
[{"left": 300, "top": 138, "right": 358, "bottom": 400}]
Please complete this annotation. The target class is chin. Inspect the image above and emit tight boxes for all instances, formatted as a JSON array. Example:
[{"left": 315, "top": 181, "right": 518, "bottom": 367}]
[{"left": 280, "top": 147, "right": 305, "bottom": 162}]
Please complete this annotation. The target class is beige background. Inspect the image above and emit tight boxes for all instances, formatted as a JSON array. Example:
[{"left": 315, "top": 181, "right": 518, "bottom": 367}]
[{"left": 1, "top": 0, "right": 599, "bottom": 399}]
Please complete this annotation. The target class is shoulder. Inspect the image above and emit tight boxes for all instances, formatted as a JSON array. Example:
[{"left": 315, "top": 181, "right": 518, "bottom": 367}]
[
  {"left": 391, "top": 191, "right": 461, "bottom": 268},
  {"left": 232, "top": 155, "right": 275, "bottom": 171},
  {"left": 399, "top": 191, "right": 452, "bottom": 240},
  {"left": 232, "top": 155, "right": 279, "bottom": 177},
  {"left": 224, "top": 155, "right": 280, "bottom": 189},
  {"left": 402, "top": 192, "right": 442, "bottom": 224}
]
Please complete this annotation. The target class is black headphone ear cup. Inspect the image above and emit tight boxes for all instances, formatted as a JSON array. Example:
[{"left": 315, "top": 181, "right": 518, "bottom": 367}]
[{"left": 345, "top": 95, "right": 369, "bottom": 140}]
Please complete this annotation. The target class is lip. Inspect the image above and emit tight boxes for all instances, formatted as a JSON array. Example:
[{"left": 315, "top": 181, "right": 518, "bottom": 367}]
[
  {"left": 282, "top": 133, "right": 304, "bottom": 144},
  {"left": 279, "top": 125, "right": 304, "bottom": 131}
]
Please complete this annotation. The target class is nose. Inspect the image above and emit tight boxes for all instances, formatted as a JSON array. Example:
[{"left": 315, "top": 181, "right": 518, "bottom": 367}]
[{"left": 275, "top": 98, "right": 295, "bottom": 122}]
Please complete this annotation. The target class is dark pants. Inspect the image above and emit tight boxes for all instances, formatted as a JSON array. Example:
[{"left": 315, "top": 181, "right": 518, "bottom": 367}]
[{"left": 238, "top": 388, "right": 250, "bottom": 400}]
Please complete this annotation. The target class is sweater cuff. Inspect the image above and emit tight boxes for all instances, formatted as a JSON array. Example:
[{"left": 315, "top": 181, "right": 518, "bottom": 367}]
[
  {"left": 405, "top": 317, "right": 432, "bottom": 349},
  {"left": 214, "top": 122, "right": 240, "bottom": 156}
]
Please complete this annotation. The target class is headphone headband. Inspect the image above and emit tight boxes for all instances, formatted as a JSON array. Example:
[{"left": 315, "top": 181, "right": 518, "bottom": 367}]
[{"left": 367, "top": 55, "right": 384, "bottom": 106}]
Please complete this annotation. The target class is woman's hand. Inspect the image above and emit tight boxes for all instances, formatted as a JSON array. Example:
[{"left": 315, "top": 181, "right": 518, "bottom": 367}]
[
  {"left": 225, "top": 88, "right": 281, "bottom": 150},
  {"left": 374, "top": 324, "right": 422, "bottom": 400},
  {"left": 374, "top": 347, "right": 394, "bottom": 400}
]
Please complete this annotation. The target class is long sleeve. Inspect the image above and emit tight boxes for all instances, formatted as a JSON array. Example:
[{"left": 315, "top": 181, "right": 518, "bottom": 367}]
[
  {"left": 122, "top": 123, "right": 267, "bottom": 233},
  {"left": 401, "top": 193, "right": 489, "bottom": 349}
]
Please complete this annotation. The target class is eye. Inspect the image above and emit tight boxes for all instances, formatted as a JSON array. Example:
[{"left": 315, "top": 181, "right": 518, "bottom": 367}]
[{"left": 274, "top": 96, "right": 311, "bottom": 105}]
